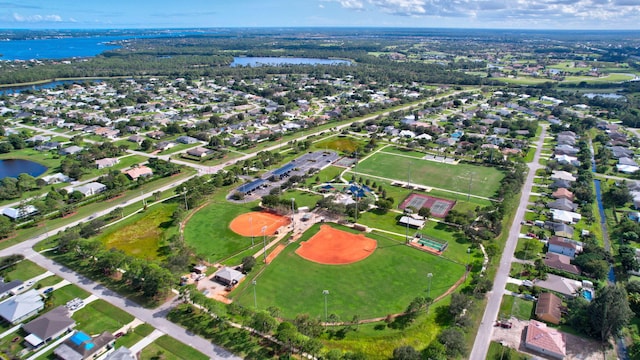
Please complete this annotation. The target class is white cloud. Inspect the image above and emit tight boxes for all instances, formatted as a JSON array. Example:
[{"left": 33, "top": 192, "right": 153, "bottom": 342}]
[
  {"left": 330, "top": 0, "right": 640, "bottom": 22},
  {"left": 13, "top": 12, "right": 63, "bottom": 22}
]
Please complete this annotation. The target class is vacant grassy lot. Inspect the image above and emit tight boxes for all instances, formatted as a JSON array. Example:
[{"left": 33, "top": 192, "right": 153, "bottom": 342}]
[
  {"left": 0, "top": 259, "right": 46, "bottom": 281},
  {"left": 354, "top": 151, "right": 504, "bottom": 198},
  {"left": 96, "top": 203, "right": 178, "bottom": 260},
  {"left": 232, "top": 223, "right": 465, "bottom": 320},
  {"left": 499, "top": 295, "right": 534, "bottom": 321},
  {"left": 313, "top": 136, "right": 363, "bottom": 153},
  {"left": 140, "top": 335, "right": 209, "bottom": 360},
  {"left": 72, "top": 299, "right": 134, "bottom": 335}
]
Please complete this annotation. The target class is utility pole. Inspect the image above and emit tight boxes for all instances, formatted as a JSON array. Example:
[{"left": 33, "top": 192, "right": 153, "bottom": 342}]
[
  {"left": 252, "top": 280, "right": 257, "bottom": 309},
  {"left": 322, "top": 290, "right": 330, "bottom": 322},
  {"left": 183, "top": 187, "right": 188, "bottom": 210},
  {"left": 262, "top": 226, "right": 268, "bottom": 264}
]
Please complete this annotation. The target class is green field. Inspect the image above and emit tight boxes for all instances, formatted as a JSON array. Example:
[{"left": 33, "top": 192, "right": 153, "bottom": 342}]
[
  {"left": 72, "top": 299, "right": 134, "bottom": 335},
  {"left": 96, "top": 202, "right": 178, "bottom": 260},
  {"left": 354, "top": 151, "right": 504, "bottom": 198},
  {"left": 140, "top": 335, "right": 209, "bottom": 360},
  {"left": 232, "top": 223, "right": 465, "bottom": 320},
  {"left": 183, "top": 198, "right": 261, "bottom": 262},
  {"left": 0, "top": 260, "right": 46, "bottom": 281},
  {"left": 313, "top": 136, "right": 363, "bottom": 153},
  {"left": 499, "top": 295, "right": 534, "bottom": 321}
]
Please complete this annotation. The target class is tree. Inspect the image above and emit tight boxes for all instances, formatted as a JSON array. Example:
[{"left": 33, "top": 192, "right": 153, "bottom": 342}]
[
  {"left": 392, "top": 345, "right": 420, "bottom": 360},
  {"left": 437, "top": 328, "right": 466, "bottom": 357},
  {"left": 250, "top": 310, "right": 277, "bottom": 334},
  {"left": 422, "top": 342, "right": 447, "bottom": 360},
  {"left": 0, "top": 216, "right": 15, "bottom": 239},
  {"left": 17, "top": 173, "right": 37, "bottom": 192},
  {"left": 619, "top": 245, "right": 639, "bottom": 272},
  {"left": 418, "top": 207, "right": 431, "bottom": 218},
  {"left": 604, "top": 184, "right": 632, "bottom": 207},
  {"left": 449, "top": 292, "right": 471, "bottom": 318},
  {"left": 141, "top": 139, "right": 154, "bottom": 151},
  {"left": 588, "top": 285, "right": 633, "bottom": 341},
  {"left": 241, "top": 256, "right": 256, "bottom": 272}
]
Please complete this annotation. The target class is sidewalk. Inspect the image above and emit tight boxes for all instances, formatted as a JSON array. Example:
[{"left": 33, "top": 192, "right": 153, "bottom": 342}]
[{"left": 129, "top": 329, "right": 164, "bottom": 354}]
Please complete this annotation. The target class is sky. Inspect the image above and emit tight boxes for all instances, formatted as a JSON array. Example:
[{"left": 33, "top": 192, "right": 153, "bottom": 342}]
[{"left": 2, "top": 0, "right": 640, "bottom": 30}]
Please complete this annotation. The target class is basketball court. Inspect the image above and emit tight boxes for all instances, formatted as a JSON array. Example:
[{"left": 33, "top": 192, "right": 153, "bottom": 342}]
[
  {"left": 399, "top": 193, "right": 456, "bottom": 218},
  {"left": 229, "top": 211, "right": 290, "bottom": 237},
  {"left": 296, "top": 225, "right": 377, "bottom": 265}
]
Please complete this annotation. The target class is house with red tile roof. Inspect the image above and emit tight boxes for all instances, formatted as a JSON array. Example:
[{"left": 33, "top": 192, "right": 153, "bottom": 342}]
[{"left": 525, "top": 320, "right": 566, "bottom": 359}]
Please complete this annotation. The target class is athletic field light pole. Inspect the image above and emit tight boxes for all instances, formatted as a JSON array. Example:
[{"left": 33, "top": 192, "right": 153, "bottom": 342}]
[
  {"left": 262, "top": 225, "right": 268, "bottom": 263},
  {"left": 427, "top": 273, "right": 433, "bottom": 298},
  {"left": 252, "top": 280, "right": 257, "bottom": 309},
  {"left": 322, "top": 290, "right": 330, "bottom": 322},
  {"left": 466, "top": 248, "right": 471, "bottom": 279}
]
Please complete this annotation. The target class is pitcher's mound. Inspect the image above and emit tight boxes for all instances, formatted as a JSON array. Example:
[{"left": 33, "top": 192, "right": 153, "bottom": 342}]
[
  {"left": 296, "top": 225, "right": 377, "bottom": 265},
  {"left": 229, "top": 212, "right": 290, "bottom": 237}
]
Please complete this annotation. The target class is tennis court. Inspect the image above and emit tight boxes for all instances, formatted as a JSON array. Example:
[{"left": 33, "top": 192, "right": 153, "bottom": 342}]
[{"left": 399, "top": 193, "right": 456, "bottom": 218}]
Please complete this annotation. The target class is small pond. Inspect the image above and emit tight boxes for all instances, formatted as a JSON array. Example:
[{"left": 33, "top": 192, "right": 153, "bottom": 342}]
[{"left": 0, "top": 159, "right": 47, "bottom": 179}]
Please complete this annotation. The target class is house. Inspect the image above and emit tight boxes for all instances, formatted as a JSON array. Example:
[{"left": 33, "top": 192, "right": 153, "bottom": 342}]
[
  {"left": 550, "top": 209, "right": 581, "bottom": 224},
  {"left": 186, "top": 147, "right": 213, "bottom": 158},
  {"left": 23, "top": 306, "right": 75, "bottom": 348},
  {"left": 535, "top": 293, "right": 563, "bottom": 325},
  {"left": 213, "top": 267, "right": 244, "bottom": 286},
  {"left": 435, "top": 137, "right": 456, "bottom": 147},
  {"left": 398, "top": 216, "right": 426, "bottom": 229},
  {"left": 2, "top": 205, "right": 39, "bottom": 221},
  {"left": 547, "top": 198, "right": 578, "bottom": 212},
  {"left": 544, "top": 253, "right": 581, "bottom": 275},
  {"left": 554, "top": 144, "right": 579, "bottom": 156},
  {"left": 552, "top": 188, "right": 574, "bottom": 201},
  {"left": 127, "top": 135, "right": 145, "bottom": 144},
  {"left": 548, "top": 236, "right": 580, "bottom": 258},
  {"left": 610, "top": 146, "right": 634, "bottom": 159},
  {"left": 534, "top": 273, "right": 582, "bottom": 297},
  {"left": 176, "top": 135, "right": 199, "bottom": 144},
  {"left": 95, "top": 158, "right": 119, "bottom": 169},
  {"left": 399, "top": 130, "right": 416, "bottom": 138},
  {"left": 549, "top": 179, "right": 572, "bottom": 190},
  {"left": 544, "top": 222, "right": 574, "bottom": 239},
  {"left": 72, "top": 182, "right": 107, "bottom": 197},
  {"left": 0, "top": 280, "right": 24, "bottom": 298},
  {"left": 0, "top": 289, "right": 44, "bottom": 324},
  {"left": 553, "top": 154, "right": 580, "bottom": 166},
  {"left": 35, "top": 141, "right": 61, "bottom": 152},
  {"left": 54, "top": 331, "right": 115, "bottom": 360},
  {"left": 104, "top": 347, "right": 136, "bottom": 360},
  {"left": 59, "top": 146, "right": 84, "bottom": 156},
  {"left": 550, "top": 171, "right": 576, "bottom": 183},
  {"left": 124, "top": 166, "right": 153, "bottom": 180},
  {"left": 41, "top": 173, "right": 72, "bottom": 185},
  {"left": 155, "top": 141, "right": 176, "bottom": 151},
  {"left": 525, "top": 320, "right": 566, "bottom": 359},
  {"left": 146, "top": 130, "right": 166, "bottom": 139},
  {"left": 26, "top": 135, "right": 51, "bottom": 143}
]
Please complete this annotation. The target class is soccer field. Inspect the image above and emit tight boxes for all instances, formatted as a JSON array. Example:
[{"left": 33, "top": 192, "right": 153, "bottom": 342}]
[
  {"left": 231, "top": 223, "right": 465, "bottom": 320},
  {"left": 355, "top": 151, "right": 504, "bottom": 198}
]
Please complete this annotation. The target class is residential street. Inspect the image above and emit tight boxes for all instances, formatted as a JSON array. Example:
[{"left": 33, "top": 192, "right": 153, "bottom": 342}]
[{"left": 468, "top": 125, "right": 547, "bottom": 360}]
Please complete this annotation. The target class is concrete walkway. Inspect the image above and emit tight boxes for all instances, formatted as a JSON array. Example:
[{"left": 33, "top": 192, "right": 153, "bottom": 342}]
[
  {"left": 129, "top": 329, "right": 164, "bottom": 354},
  {"left": 113, "top": 318, "right": 144, "bottom": 336}
]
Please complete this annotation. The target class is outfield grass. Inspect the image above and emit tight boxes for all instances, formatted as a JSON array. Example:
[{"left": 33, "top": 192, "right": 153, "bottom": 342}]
[
  {"left": 232, "top": 223, "right": 465, "bottom": 320},
  {"left": 284, "top": 189, "right": 323, "bottom": 209},
  {"left": 305, "top": 165, "right": 344, "bottom": 186},
  {"left": 354, "top": 151, "right": 504, "bottom": 198},
  {"left": 0, "top": 259, "right": 46, "bottom": 281},
  {"left": 140, "top": 335, "right": 209, "bottom": 360},
  {"left": 96, "top": 203, "right": 178, "bottom": 260},
  {"left": 72, "top": 299, "right": 134, "bottom": 335},
  {"left": 183, "top": 198, "right": 262, "bottom": 262}
]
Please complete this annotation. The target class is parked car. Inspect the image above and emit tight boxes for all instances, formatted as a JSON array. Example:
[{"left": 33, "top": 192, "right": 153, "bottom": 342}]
[
  {"left": 114, "top": 332, "right": 124, "bottom": 339},
  {"left": 43, "top": 287, "right": 54, "bottom": 294}
]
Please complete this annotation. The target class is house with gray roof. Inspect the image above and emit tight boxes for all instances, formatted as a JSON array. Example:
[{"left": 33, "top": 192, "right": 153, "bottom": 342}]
[
  {"left": 0, "top": 280, "right": 23, "bottom": 298},
  {"left": 23, "top": 306, "right": 75, "bottom": 347},
  {"left": 547, "top": 198, "right": 578, "bottom": 212},
  {"left": 0, "top": 289, "right": 43, "bottom": 324},
  {"left": 213, "top": 267, "right": 244, "bottom": 286},
  {"left": 54, "top": 331, "right": 115, "bottom": 360},
  {"left": 71, "top": 182, "right": 107, "bottom": 197},
  {"left": 104, "top": 347, "right": 136, "bottom": 360}
]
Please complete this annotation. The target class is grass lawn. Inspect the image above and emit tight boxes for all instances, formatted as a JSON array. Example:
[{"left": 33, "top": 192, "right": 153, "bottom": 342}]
[
  {"left": 354, "top": 151, "right": 504, "bottom": 198},
  {"left": 514, "top": 238, "right": 544, "bottom": 260},
  {"left": 72, "top": 299, "right": 134, "bottom": 335},
  {"left": 49, "top": 284, "right": 91, "bottom": 307},
  {"left": 0, "top": 259, "right": 46, "bottom": 281},
  {"left": 114, "top": 323, "right": 154, "bottom": 348},
  {"left": 184, "top": 196, "right": 263, "bottom": 262},
  {"left": 313, "top": 136, "right": 364, "bottom": 153},
  {"left": 0, "top": 329, "right": 28, "bottom": 359},
  {"left": 284, "top": 189, "right": 323, "bottom": 209},
  {"left": 140, "top": 335, "right": 209, "bottom": 360},
  {"left": 95, "top": 202, "right": 179, "bottom": 260},
  {"left": 34, "top": 275, "right": 63, "bottom": 288},
  {"left": 488, "top": 341, "right": 531, "bottom": 360},
  {"left": 305, "top": 165, "right": 344, "bottom": 186},
  {"left": 499, "top": 295, "right": 534, "bottom": 321},
  {"left": 231, "top": 223, "right": 465, "bottom": 320}
]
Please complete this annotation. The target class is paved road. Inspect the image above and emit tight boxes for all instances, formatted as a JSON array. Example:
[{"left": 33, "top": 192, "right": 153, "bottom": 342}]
[{"left": 468, "top": 125, "right": 547, "bottom": 360}]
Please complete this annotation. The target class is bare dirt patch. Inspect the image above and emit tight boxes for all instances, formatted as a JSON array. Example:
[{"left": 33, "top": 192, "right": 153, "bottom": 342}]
[
  {"left": 229, "top": 211, "right": 290, "bottom": 237},
  {"left": 295, "top": 225, "right": 376, "bottom": 265}
]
